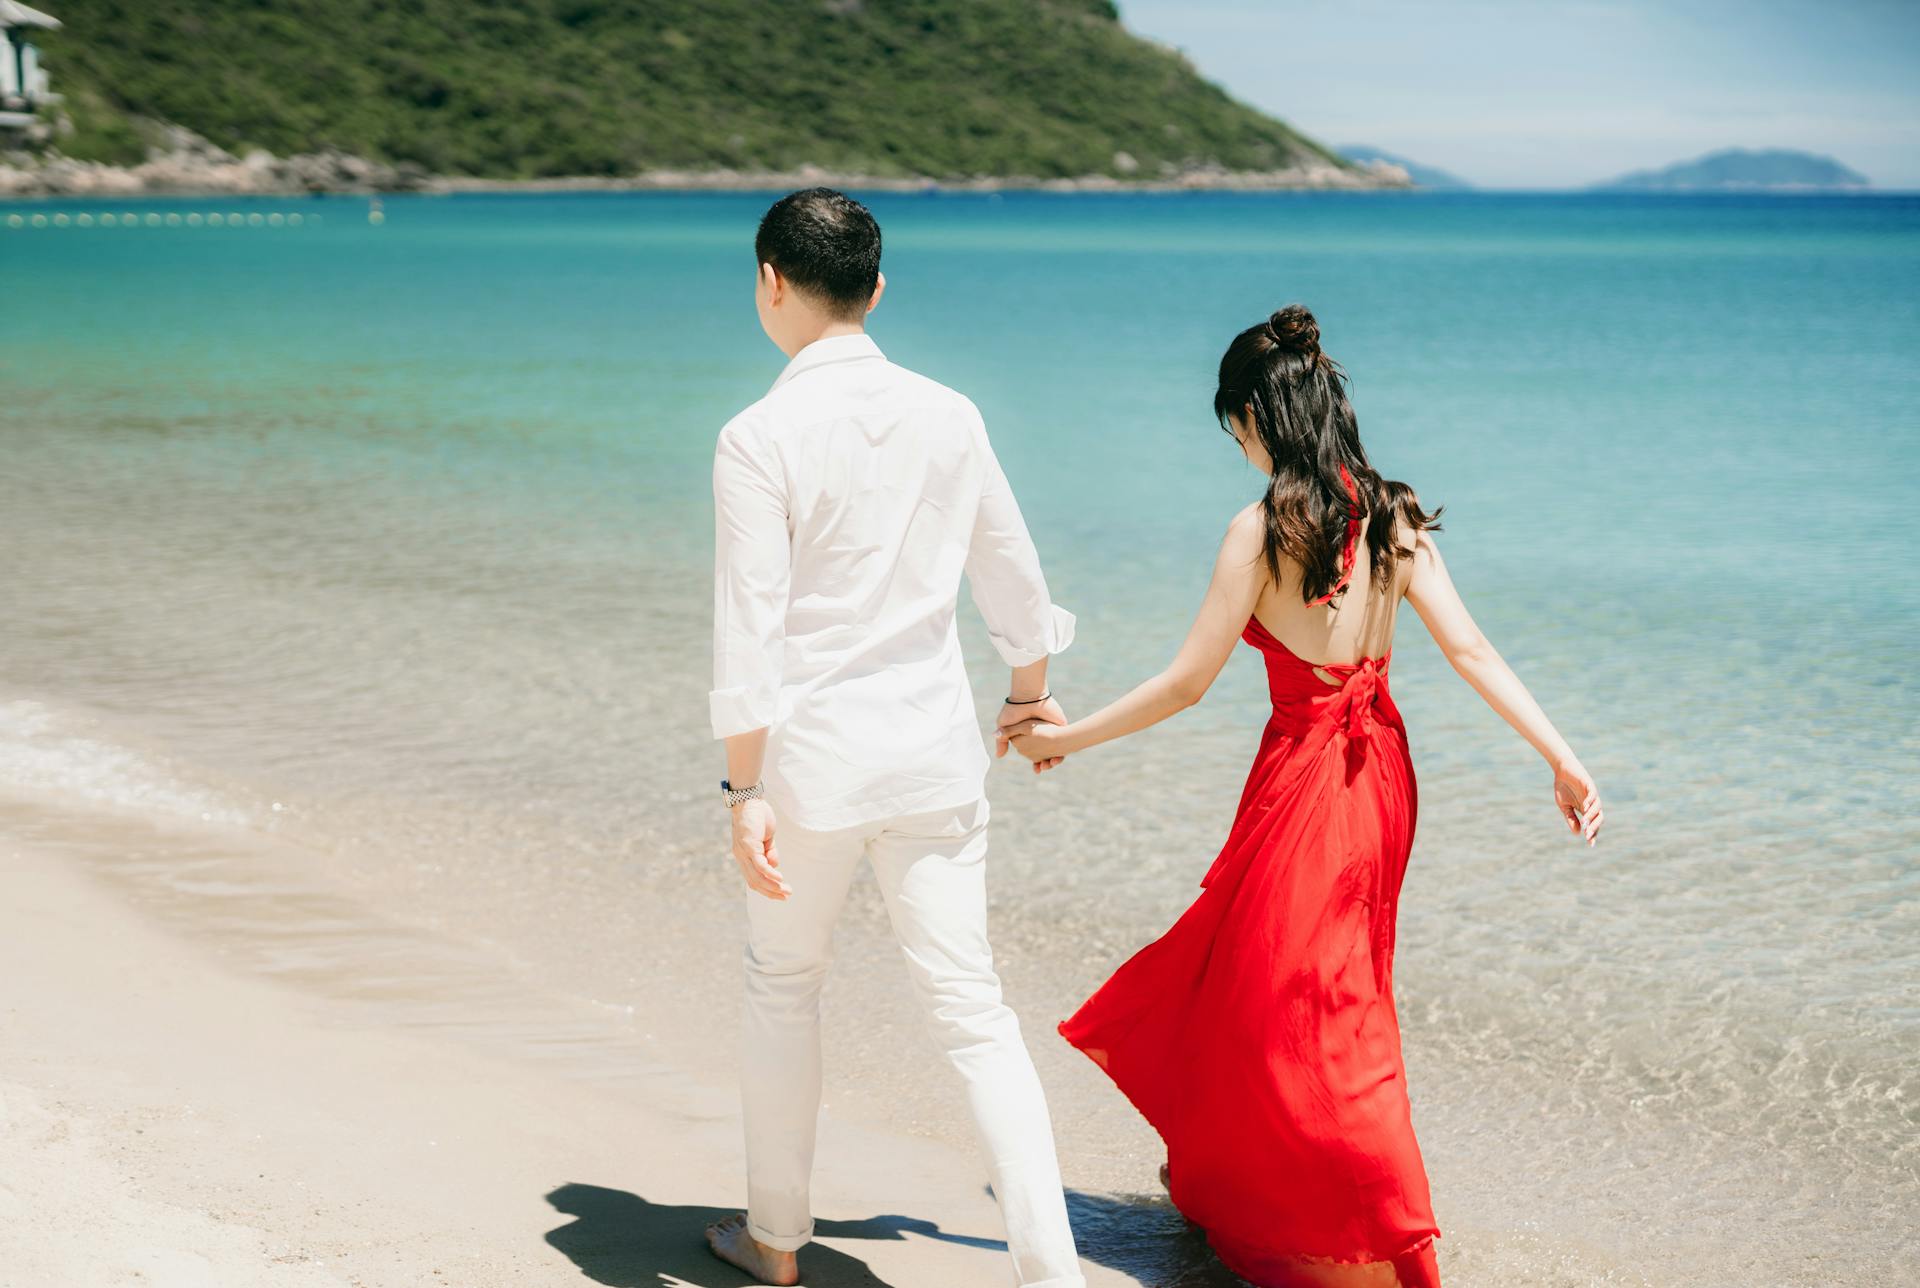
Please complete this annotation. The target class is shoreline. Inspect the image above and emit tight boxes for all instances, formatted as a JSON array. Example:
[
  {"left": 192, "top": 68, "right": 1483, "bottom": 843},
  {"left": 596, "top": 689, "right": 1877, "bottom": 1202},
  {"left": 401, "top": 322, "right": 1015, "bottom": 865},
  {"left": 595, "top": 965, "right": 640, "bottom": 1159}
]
[
  {"left": 0, "top": 165, "right": 1413, "bottom": 199},
  {"left": 0, "top": 789, "right": 1154, "bottom": 1287},
  {"left": 0, "top": 131, "right": 1412, "bottom": 199},
  {"left": 425, "top": 162, "right": 1410, "bottom": 195},
  {"left": 0, "top": 688, "right": 1686, "bottom": 1288},
  {"left": 4, "top": 168, "right": 1904, "bottom": 204},
  {"left": 0, "top": 703, "right": 1699, "bottom": 1288}
]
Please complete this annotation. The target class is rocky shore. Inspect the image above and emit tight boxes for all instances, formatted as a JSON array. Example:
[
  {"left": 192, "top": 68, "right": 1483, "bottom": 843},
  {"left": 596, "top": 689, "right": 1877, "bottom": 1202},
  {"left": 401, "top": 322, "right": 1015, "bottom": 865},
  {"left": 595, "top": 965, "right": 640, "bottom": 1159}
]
[
  {"left": 0, "top": 125, "right": 433, "bottom": 198},
  {"left": 1, "top": 127, "right": 1410, "bottom": 198}
]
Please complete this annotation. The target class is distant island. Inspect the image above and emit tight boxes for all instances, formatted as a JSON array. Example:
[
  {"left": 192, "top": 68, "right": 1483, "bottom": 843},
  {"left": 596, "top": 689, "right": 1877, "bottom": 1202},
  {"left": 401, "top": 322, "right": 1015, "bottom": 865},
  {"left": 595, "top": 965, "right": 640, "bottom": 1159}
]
[
  {"left": 1595, "top": 148, "right": 1870, "bottom": 192},
  {"left": 3, "top": 0, "right": 1408, "bottom": 196},
  {"left": 1340, "top": 146, "right": 1471, "bottom": 190}
]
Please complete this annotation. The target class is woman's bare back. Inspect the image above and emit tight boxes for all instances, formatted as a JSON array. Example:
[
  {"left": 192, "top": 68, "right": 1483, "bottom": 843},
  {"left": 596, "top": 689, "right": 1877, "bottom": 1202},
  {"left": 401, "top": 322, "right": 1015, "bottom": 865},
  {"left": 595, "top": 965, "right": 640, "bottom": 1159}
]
[{"left": 1250, "top": 516, "right": 1417, "bottom": 675}]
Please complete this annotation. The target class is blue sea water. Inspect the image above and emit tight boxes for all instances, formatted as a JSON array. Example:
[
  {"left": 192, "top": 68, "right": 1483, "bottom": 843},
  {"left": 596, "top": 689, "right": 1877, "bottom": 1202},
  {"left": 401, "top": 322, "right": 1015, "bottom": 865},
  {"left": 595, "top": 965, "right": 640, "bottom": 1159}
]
[{"left": 2, "top": 190, "right": 1916, "bottom": 1285}]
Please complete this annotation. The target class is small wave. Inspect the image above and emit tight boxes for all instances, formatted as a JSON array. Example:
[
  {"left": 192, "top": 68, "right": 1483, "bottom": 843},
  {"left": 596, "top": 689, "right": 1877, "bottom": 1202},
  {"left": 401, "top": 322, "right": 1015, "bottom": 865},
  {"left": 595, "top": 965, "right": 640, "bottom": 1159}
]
[{"left": 0, "top": 698, "right": 253, "bottom": 828}]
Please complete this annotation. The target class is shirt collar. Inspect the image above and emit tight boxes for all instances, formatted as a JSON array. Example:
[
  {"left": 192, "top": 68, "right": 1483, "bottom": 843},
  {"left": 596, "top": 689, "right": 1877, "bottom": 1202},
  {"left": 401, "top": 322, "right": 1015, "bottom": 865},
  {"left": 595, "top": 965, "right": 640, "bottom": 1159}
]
[{"left": 771, "top": 332, "right": 885, "bottom": 392}]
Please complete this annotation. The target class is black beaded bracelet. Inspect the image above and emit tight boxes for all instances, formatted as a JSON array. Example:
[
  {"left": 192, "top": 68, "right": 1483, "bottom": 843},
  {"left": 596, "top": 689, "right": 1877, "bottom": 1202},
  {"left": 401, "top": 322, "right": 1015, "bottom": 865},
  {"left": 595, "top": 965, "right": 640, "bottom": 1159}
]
[{"left": 1004, "top": 692, "right": 1051, "bottom": 705}]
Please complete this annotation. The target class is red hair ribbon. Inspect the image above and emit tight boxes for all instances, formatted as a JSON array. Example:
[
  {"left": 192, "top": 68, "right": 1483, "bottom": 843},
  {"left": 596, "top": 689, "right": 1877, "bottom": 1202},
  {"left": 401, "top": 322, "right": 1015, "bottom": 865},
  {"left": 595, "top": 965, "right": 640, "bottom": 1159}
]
[{"left": 1308, "top": 464, "right": 1362, "bottom": 606}]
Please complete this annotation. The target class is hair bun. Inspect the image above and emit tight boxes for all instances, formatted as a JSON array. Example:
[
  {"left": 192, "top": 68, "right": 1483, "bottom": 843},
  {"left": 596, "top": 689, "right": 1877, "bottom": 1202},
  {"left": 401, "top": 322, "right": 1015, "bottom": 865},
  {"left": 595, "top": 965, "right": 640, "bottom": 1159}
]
[{"left": 1266, "top": 305, "right": 1321, "bottom": 356}]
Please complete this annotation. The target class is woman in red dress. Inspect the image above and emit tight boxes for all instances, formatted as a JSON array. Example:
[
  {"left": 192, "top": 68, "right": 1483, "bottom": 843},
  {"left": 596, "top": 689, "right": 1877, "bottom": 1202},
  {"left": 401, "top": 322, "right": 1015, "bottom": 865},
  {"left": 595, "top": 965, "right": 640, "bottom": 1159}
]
[{"left": 1004, "top": 306, "right": 1604, "bottom": 1287}]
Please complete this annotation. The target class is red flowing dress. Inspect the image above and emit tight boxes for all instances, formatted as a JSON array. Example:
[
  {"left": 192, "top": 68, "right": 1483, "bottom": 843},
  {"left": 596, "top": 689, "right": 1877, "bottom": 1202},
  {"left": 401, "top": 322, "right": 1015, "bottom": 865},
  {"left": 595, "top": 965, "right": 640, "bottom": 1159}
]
[{"left": 1059, "top": 551, "right": 1442, "bottom": 1286}]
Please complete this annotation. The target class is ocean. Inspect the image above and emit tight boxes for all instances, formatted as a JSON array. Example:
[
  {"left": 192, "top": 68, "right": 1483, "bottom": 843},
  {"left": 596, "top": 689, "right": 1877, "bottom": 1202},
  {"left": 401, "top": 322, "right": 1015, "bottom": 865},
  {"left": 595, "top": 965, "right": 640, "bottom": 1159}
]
[{"left": 3, "top": 189, "right": 1915, "bottom": 1286}]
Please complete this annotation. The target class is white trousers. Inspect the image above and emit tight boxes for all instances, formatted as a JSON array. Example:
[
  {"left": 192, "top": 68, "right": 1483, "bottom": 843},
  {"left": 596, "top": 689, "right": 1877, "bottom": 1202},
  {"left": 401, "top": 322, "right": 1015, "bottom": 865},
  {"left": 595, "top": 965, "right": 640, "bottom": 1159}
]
[{"left": 740, "top": 797, "right": 1085, "bottom": 1287}]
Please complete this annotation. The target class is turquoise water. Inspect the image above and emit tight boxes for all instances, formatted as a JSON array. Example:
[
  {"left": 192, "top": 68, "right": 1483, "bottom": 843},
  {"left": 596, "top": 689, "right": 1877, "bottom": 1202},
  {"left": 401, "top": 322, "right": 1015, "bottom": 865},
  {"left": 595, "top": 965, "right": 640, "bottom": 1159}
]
[{"left": 3, "top": 191, "right": 1916, "bottom": 1285}]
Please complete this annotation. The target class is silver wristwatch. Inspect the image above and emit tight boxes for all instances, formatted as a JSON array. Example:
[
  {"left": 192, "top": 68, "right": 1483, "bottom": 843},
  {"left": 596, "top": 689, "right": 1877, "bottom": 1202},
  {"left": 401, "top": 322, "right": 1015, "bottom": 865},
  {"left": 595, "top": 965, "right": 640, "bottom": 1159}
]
[{"left": 721, "top": 779, "right": 764, "bottom": 809}]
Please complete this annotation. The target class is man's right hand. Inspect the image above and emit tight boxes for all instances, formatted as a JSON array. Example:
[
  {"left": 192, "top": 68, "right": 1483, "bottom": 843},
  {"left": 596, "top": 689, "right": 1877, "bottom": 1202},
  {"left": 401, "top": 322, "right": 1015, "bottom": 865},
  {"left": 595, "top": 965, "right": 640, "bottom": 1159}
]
[
  {"left": 996, "top": 696, "right": 1067, "bottom": 773},
  {"left": 730, "top": 799, "right": 791, "bottom": 900}
]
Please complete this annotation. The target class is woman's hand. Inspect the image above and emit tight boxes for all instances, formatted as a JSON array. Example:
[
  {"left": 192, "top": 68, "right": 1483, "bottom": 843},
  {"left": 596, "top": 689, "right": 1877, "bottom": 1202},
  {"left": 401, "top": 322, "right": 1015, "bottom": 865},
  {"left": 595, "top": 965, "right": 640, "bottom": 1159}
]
[
  {"left": 1409, "top": 530, "right": 1604, "bottom": 845},
  {"left": 997, "top": 697, "right": 1067, "bottom": 773},
  {"left": 1553, "top": 757, "right": 1604, "bottom": 846},
  {"left": 1004, "top": 719, "right": 1072, "bottom": 771}
]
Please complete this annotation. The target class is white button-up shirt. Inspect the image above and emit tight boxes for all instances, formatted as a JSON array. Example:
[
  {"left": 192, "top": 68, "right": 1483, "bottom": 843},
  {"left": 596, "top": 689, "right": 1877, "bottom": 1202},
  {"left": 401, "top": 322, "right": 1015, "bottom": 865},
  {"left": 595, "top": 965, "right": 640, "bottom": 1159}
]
[{"left": 710, "top": 333, "right": 1074, "bottom": 831}]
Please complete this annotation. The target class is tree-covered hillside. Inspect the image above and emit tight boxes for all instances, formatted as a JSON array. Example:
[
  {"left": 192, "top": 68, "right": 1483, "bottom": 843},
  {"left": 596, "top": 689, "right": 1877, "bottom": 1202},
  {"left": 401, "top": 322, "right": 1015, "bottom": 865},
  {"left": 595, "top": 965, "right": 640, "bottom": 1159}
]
[{"left": 43, "top": 0, "right": 1351, "bottom": 180}]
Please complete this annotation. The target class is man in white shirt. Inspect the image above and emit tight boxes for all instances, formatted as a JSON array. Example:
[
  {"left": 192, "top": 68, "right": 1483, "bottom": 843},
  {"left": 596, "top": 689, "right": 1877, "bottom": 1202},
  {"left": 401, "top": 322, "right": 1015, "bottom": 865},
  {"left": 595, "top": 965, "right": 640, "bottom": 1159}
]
[{"left": 704, "top": 189, "right": 1084, "bottom": 1287}]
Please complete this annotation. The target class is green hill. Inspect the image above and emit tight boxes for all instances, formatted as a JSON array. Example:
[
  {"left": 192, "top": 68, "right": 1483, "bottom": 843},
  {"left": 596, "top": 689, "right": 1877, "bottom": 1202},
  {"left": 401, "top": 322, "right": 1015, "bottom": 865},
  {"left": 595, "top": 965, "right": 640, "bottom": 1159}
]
[{"left": 43, "top": 0, "right": 1355, "bottom": 181}]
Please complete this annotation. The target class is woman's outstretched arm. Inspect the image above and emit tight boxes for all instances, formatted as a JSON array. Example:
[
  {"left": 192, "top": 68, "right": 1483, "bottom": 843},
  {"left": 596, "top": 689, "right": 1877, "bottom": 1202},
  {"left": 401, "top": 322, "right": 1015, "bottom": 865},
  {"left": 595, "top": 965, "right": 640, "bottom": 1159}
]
[
  {"left": 1405, "top": 528, "right": 1605, "bottom": 844},
  {"left": 1002, "top": 507, "right": 1266, "bottom": 762}
]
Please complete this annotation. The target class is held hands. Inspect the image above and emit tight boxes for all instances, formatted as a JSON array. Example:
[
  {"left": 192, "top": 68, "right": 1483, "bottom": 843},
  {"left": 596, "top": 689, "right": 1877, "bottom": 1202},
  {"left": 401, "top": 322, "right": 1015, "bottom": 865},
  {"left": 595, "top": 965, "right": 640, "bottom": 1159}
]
[
  {"left": 995, "top": 696, "right": 1068, "bottom": 773},
  {"left": 730, "top": 798, "right": 791, "bottom": 900},
  {"left": 1003, "top": 718, "right": 1071, "bottom": 768},
  {"left": 1553, "top": 757, "right": 1605, "bottom": 846}
]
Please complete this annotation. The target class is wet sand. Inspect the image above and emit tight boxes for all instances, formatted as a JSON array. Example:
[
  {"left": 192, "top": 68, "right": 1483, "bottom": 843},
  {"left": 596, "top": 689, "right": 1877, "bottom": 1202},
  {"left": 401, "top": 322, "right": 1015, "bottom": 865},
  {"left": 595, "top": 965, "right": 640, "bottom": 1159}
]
[{"left": 0, "top": 798, "right": 1163, "bottom": 1287}]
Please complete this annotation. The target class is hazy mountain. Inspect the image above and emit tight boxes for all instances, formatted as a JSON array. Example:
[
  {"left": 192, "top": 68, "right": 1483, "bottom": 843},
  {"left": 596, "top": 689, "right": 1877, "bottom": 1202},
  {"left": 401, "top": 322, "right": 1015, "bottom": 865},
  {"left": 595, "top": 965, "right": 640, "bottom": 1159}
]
[
  {"left": 1340, "top": 145, "right": 1471, "bottom": 190},
  {"left": 1595, "top": 148, "right": 1869, "bottom": 192}
]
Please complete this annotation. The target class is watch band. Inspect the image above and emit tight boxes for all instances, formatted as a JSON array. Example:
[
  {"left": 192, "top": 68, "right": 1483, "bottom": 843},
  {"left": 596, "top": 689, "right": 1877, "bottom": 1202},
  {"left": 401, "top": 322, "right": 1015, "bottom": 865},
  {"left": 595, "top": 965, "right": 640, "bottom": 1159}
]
[{"left": 721, "top": 779, "right": 765, "bottom": 809}]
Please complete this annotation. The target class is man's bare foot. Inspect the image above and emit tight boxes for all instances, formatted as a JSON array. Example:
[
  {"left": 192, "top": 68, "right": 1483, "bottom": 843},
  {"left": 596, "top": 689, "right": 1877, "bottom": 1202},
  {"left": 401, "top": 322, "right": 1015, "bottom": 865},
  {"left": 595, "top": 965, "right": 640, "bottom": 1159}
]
[{"left": 705, "top": 1213, "right": 801, "bottom": 1286}]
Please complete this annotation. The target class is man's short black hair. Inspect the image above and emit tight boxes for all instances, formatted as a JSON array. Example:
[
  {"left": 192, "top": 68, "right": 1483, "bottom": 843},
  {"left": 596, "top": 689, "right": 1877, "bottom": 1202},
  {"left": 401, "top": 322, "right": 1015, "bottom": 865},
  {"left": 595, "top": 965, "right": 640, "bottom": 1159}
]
[{"left": 755, "top": 188, "right": 882, "bottom": 320}]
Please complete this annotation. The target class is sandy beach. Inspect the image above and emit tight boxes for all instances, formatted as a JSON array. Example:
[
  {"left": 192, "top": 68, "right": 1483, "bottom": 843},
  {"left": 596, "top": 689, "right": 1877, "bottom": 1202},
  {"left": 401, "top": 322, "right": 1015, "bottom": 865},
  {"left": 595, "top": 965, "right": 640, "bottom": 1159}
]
[{"left": 0, "top": 795, "right": 1157, "bottom": 1288}]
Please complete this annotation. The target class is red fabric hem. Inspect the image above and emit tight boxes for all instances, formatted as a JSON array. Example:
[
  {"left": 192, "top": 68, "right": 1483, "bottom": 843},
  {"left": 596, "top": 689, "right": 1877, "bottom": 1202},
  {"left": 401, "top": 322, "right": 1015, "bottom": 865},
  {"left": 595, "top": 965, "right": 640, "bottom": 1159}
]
[
  {"left": 1058, "top": 1020, "right": 1442, "bottom": 1282},
  {"left": 1218, "top": 1230, "right": 1441, "bottom": 1288},
  {"left": 1272, "top": 1230, "right": 1440, "bottom": 1267}
]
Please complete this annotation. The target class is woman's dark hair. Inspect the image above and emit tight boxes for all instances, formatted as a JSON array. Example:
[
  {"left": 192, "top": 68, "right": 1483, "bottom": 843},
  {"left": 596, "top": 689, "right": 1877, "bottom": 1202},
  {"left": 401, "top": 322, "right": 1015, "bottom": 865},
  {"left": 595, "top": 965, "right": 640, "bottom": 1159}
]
[
  {"left": 1214, "top": 304, "right": 1441, "bottom": 602},
  {"left": 755, "top": 187, "right": 882, "bottom": 320}
]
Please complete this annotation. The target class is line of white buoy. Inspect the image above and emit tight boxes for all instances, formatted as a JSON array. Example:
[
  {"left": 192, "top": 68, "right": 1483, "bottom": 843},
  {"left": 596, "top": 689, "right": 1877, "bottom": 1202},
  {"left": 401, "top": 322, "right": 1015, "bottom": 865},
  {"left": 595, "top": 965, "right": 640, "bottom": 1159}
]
[{"left": 2, "top": 209, "right": 325, "bottom": 230}]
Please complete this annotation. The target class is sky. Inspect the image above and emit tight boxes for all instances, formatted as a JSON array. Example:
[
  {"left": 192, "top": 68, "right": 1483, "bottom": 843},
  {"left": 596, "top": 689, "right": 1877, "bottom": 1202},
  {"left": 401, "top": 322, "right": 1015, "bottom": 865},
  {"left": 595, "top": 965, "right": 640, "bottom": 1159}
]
[{"left": 1117, "top": 0, "right": 1920, "bottom": 189}]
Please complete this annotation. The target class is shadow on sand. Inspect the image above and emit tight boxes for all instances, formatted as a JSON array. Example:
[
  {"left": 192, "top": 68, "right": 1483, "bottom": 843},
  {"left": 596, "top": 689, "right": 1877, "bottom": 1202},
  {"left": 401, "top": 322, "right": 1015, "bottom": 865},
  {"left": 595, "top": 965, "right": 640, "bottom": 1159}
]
[
  {"left": 544, "top": 1182, "right": 1244, "bottom": 1288},
  {"left": 545, "top": 1182, "right": 1001, "bottom": 1287}
]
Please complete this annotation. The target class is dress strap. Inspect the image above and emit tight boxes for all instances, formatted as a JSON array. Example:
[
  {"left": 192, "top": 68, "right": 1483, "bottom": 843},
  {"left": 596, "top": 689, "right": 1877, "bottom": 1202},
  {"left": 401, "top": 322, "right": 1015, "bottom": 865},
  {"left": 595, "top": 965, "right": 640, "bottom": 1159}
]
[{"left": 1308, "top": 464, "right": 1363, "bottom": 606}]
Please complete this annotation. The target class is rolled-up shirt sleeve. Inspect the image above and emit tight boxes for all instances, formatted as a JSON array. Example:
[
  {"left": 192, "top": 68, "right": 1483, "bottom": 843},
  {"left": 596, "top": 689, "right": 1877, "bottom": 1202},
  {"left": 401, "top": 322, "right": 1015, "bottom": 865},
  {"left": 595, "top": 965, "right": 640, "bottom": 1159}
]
[
  {"left": 709, "top": 420, "right": 791, "bottom": 739},
  {"left": 964, "top": 413, "right": 1075, "bottom": 668}
]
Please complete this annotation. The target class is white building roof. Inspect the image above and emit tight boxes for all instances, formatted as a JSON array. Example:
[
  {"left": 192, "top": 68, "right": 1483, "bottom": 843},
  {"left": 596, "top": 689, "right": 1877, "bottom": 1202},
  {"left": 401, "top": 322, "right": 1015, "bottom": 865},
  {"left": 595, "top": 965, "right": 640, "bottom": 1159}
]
[{"left": 0, "top": 1, "right": 60, "bottom": 30}]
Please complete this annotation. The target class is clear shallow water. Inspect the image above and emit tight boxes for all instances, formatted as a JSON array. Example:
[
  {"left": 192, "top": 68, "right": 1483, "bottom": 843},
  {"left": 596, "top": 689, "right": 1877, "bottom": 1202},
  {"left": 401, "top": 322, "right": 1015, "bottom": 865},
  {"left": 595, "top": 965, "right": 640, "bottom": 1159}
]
[{"left": 2, "top": 190, "right": 1916, "bottom": 1285}]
